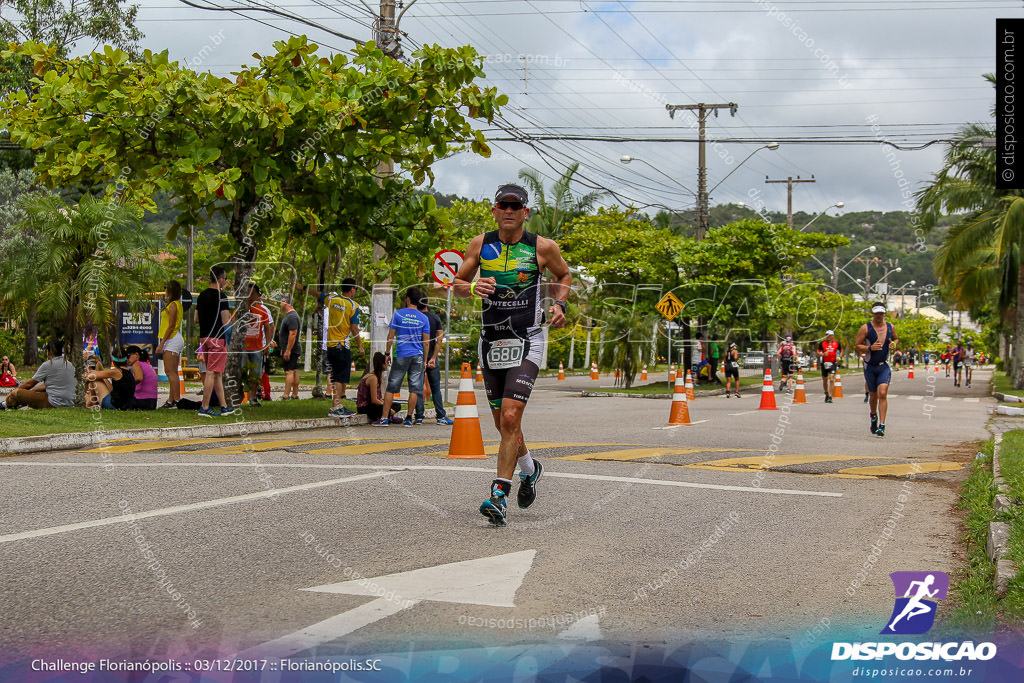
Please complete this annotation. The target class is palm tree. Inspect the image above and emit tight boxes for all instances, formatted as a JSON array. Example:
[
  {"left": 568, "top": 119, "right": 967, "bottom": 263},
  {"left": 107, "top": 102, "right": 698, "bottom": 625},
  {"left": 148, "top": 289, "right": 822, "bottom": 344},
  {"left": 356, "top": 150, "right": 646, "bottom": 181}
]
[
  {"left": 18, "top": 193, "right": 165, "bottom": 403},
  {"left": 916, "top": 88, "right": 1024, "bottom": 385},
  {"left": 0, "top": 168, "right": 45, "bottom": 364},
  {"left": 517, "top": 163, "right": 607, "bottom": 238}
]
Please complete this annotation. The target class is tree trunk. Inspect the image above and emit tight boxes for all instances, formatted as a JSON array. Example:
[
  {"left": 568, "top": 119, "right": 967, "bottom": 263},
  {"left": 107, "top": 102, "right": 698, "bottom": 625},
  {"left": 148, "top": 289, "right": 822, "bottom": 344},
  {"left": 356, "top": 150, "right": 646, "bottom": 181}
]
[
  {"left": 1014, "top": 265, "right": 1024, "bottom": 389},
  {"left": 224, "top": 210, "right": 259, "bottom": 408},
  {"left": 23, "top": 301, "right": 39, "bottom": 365},
  {"left": 1000, "top": 331, "right": 1009, "bottom": 370},
  {"left": 312, "top": 260, "right": 327, "bottom": 399}
]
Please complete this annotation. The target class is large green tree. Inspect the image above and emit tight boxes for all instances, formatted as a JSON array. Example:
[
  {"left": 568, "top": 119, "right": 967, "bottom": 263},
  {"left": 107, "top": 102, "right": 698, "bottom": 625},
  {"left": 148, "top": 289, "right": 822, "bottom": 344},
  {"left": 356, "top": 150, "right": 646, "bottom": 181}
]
[{"left": 1, "top": 36, "right": 506, "bottom": 402}]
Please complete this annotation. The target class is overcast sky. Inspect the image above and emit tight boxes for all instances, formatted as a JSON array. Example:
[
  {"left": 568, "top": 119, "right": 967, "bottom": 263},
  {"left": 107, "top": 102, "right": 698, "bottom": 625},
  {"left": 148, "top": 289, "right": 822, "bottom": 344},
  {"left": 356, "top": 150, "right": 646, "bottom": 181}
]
[{"left": 132, "top": 0, "right": 1013, "bottom": 216}]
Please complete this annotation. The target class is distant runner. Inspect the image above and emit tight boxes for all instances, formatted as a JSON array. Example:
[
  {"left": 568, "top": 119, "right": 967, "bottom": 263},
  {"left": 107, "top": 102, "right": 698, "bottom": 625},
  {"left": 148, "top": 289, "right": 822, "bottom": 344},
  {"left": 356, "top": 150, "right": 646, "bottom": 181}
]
[
  {"left": 817, "top": 330, "right": 843, "bottom": 403},
  {"left": 775, "top": 336, "right": 796, "bottom": 393}
]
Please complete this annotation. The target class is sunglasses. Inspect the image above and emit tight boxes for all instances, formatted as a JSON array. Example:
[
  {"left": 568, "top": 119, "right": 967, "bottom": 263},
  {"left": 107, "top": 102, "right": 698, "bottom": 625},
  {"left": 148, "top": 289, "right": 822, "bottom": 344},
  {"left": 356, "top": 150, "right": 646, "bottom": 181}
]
[{"left": 496, "top": 201, "right": 524, "bottom": 211}]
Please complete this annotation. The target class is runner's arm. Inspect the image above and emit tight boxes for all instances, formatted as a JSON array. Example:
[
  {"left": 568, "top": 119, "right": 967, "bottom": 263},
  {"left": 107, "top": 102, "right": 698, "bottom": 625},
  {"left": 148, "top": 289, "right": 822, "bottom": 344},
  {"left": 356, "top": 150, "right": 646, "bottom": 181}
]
[
  {"left": 453, "top": 235, "right": 493, "bottom": 298},
  {"left": 384, "top": 328, "right": 396, "bottom": 356},
  {"left": 422, "top": 332, "right": 430, "bottom": 360},
  {"left": 855, "top": 324, "right": 870, "bottom": 355},
  {"left": 539, "top": 236, "right": 571, "bottom": 328}
]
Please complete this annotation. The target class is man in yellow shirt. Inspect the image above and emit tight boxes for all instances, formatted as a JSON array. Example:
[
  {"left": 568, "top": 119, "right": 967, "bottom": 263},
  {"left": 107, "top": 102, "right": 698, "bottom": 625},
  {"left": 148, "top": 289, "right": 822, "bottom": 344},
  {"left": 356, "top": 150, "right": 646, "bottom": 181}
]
[{"left": 322, "top": 278, "right": 363, "bottom": 417}]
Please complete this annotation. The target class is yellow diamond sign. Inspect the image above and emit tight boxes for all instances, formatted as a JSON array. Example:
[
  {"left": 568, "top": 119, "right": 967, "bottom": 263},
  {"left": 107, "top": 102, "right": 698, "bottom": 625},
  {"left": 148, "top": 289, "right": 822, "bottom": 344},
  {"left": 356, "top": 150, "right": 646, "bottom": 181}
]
[{"left": 655, "top": 292, "right": 684, "bottom": 321}]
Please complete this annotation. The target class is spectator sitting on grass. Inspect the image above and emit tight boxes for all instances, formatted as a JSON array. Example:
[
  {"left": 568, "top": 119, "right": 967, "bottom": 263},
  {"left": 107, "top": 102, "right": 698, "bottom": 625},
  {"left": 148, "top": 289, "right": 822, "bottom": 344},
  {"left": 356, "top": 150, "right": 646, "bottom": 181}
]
[
  {"left": 356, "top": 352, "right": 403, "bottom": 424},
  {"left": 126, "top": 345, "right": 158, "bottom": 411},
  {"left": 0, "top": 354, "right": 18, "bottom": 387},
  {"left": 1, "top": 340, "right": 75, "bottom": 410},
  {"left": 85, "top": 347, "right": 136, "bottom": 410}
]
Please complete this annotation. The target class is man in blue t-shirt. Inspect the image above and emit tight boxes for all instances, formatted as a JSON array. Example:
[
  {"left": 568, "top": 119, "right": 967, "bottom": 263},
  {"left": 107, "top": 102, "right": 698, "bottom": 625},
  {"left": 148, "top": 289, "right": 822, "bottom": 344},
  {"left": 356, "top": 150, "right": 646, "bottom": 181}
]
[{"left": 376, "top": 287, "right": 430, "bottom": 426}]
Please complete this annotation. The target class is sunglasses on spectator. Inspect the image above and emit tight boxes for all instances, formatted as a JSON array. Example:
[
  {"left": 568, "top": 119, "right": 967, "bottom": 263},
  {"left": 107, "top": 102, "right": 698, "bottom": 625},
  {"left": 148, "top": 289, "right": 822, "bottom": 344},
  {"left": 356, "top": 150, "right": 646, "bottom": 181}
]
[{"left": 496, "top": 201, "right": 524, "bottom": 211}]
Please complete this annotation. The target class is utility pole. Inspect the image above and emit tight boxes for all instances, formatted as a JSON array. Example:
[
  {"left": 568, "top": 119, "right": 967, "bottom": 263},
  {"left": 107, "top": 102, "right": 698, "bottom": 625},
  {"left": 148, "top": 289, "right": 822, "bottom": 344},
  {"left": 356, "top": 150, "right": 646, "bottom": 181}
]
[
  {"left": 371, "top": 0, "right": 401, "bottom": 363},
  {"left": 666, "top": 102, "right": 737, "bottom": 240},
  {"left": 666, "top": 102, "right": 736, "bottom": 376},
  {"left": 765, "top": 176, "right": 815, "bottom": 228}
]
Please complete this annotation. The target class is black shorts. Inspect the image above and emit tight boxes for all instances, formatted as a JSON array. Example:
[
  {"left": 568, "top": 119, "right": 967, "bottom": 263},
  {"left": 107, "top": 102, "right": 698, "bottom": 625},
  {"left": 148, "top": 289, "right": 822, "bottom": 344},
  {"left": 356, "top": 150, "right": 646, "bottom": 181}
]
[
  {"left": 820, "top": 362, "right": 837, "bottom": 376},
  {"left": 780, "top": 359, "right": 794, "bottom": 375},
  {"left": 282, "top": 353, "right": 300, "bottom": 372},
  {"left": 326, "top": 345, "right": 351, "bottom": 384},
  {"left": 724, "top": 366, "right": 739, "bottom": 380},
  {"left": 479, "top": 331, "right": 543, "bottom": 411}
]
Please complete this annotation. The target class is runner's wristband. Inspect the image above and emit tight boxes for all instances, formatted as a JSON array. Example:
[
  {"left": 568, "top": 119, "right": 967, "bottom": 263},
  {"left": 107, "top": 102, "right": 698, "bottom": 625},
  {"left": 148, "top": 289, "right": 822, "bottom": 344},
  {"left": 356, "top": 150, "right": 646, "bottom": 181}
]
[
  {"left": 470, "top": 281, "right": 477, "bottom": 296},
  {"left": 554, "top": 300, "right": 567, "bottom": 315}
]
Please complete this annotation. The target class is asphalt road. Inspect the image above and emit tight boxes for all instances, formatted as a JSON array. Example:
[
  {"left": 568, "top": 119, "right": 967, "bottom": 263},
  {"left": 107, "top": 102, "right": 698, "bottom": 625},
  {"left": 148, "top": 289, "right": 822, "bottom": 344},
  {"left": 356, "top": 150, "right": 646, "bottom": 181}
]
[{"left": 0, "top": 365, "right": 993, "bottom": 666}]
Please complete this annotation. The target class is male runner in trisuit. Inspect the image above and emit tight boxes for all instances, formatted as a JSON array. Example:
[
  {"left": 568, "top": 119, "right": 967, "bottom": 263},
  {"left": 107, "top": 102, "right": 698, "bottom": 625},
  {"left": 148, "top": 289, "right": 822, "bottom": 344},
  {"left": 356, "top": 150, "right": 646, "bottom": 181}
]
[
  {"left": 453, "top": 183, "right": 572, "bottom": 526},
  {"left": 856, "top": 302, "right": 899, "bottom": 438},
  {"left": 817, "top": 329, "right": 842, "bottom": 403}
]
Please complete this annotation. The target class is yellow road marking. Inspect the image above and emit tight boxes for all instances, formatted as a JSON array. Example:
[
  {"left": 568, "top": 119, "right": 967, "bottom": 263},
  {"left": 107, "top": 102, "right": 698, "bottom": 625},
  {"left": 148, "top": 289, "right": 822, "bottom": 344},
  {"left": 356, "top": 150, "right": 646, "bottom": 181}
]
[
  {"left": 687, "top": 454, "right": 890, "bottom": 470},
  {"left": 838, "top": 462, "right": 963, "bottom": 476},
  {"left": 555, "top": 447, "right": 760, "bottom": 462},
  {"left": 414, "top": 442, "right": 578, "bottom": 458},
  {"left": 81, "top": 438, "right": 239, "bottom": 453},
  {"left": 188, "top": 439, "right": 344, "bottom": 455},
  {"left": 306, "top": 440, "right": 452, "bottom": 455}
]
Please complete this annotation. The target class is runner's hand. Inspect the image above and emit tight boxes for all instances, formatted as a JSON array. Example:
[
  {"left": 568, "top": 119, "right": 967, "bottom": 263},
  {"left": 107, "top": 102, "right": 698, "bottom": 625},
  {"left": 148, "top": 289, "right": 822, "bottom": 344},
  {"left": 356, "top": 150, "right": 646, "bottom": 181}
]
[
  {"left": 427, "top": 357, "right": 436, "bottom": 369},
  {"left": 474, "top": 277, "right": 497, "bottom": 298},
  {"left": 547, "top": 304, "right": 566, "bottom": 329},
  {"left": 871, "top": 339, "right": 883, "bottom": 350}
]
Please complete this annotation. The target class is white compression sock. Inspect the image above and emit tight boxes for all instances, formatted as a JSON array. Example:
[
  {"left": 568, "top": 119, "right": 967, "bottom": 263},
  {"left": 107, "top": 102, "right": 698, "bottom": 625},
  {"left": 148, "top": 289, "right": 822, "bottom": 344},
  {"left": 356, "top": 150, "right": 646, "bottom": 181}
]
[{"left": 517, "top": 450, "right": 535, "bottom": 476}]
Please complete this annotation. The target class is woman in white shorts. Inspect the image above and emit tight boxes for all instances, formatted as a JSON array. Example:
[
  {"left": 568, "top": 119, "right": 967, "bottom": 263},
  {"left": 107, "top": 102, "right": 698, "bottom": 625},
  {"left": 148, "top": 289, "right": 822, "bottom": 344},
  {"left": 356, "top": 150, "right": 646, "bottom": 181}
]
[{"left": 156, "top": 279, "right": 185, "bottom": 408}]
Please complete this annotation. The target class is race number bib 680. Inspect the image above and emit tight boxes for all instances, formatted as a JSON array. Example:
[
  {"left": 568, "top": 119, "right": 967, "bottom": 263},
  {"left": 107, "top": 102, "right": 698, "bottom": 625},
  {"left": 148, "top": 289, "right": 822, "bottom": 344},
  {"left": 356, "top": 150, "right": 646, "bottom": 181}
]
[{"left": 486, "top": 338, "right": 524, "bottom": 369}]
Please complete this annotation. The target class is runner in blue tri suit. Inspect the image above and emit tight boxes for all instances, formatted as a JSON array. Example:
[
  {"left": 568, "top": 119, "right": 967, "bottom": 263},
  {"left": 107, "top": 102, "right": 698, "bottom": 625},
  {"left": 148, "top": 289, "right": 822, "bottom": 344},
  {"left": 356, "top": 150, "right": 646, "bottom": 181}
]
[
  {"left": 855, "top": 302, "right": 900, "bottom": 438},
  {"left": 453, "top": 183, "right": 572, "bottom": 526}
]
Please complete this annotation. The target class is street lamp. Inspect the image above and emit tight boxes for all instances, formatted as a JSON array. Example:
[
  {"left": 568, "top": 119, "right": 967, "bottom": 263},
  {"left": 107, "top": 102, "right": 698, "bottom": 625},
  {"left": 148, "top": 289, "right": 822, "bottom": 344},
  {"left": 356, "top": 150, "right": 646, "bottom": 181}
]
[
  {"left": 811, "top": 244, "right": 875, "bottom": 290},
  {"left": 893, "top": 279, "right": 917, "bottom": 316},
  {"left": 800, "top": 201, "right": 845, "bottom": 232},
  {"left": 619, "top": 155, "right": 696, "bottom": 196},
  {"left": 708, "top": 142, "right": 780, "bottom": 196}
]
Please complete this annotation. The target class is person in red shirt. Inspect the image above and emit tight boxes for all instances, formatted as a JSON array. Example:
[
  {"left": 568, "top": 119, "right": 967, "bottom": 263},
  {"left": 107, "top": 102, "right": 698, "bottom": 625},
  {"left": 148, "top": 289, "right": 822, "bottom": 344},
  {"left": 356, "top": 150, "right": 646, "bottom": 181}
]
[
  {"left": 817, "top": 330, "right": 843, "bottom": 403},
  {"left": 242, "top": 284, "right": 275, "bottom": 406}
]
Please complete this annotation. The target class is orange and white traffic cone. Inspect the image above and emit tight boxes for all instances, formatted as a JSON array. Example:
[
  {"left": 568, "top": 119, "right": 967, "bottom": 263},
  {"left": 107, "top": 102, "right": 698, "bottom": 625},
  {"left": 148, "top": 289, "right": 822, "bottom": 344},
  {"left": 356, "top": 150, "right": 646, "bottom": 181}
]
[
  {"left": 793, "top": 369, "right": 807, "bottom": 404},
  {"left": 758, "top": 368, "right": 778, "bottom": 410},
  {"left": 685, "top": 370, "right": 696, "bottom": 401},
  {"left": 476, "top": 362, "right": 484, "bottom": 383},
  {"left": 833, "top": 372, "right": 845, "bottom": 399},
  {"left": 447, "top": 362, "right": 486, "bottom": 459},
  {"left": 669, "top": 363, "right": 676, "bottom": 382},
  {"left": 590, "top": 362, "right": 600, "bottom": 380},
  {"left": 641, "top": 364, "right": 648, "bottom": 381},
  {"left": 667, "top": 373, "right": 691, "bottom": 425},
  {"left": 558, "top": 362, "right": 566, "bottom": 381},
  {"left": 908, "top": 363, "right": 915, "bottom": 379},
  {"left": 350, "top": 361, "right": 356, "bottom": 376}
]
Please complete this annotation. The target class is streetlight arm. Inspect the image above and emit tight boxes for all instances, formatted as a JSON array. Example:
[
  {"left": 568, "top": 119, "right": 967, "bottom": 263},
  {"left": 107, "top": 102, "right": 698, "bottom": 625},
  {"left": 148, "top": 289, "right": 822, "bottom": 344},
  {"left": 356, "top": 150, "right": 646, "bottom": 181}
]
[
  {"left": 708, "top": 142, "right": 779, "bottom": 195},
  {"left": 620, "top": 156, "right": 696, "bottom": 196},
  {"left": 800, "top": 202, "right": 844, "bottom": 232}
]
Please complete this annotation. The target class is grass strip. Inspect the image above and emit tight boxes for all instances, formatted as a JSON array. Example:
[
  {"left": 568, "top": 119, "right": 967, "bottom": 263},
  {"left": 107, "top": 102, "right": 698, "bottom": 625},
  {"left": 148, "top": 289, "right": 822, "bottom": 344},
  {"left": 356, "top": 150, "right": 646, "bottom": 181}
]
[
  {"left": 994, "top": 430, "right": 1024, "bottom": 624},
  {"left": 939, "top": 438, "right": 998, "bottom": 634}
]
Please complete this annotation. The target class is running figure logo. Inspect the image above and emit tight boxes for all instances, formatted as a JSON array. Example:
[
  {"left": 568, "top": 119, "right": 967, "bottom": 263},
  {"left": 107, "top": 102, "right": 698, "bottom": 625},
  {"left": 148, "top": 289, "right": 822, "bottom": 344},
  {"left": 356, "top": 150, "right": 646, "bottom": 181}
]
[{"left": 880, "top": 571, "right": 949, "bottom": 635}]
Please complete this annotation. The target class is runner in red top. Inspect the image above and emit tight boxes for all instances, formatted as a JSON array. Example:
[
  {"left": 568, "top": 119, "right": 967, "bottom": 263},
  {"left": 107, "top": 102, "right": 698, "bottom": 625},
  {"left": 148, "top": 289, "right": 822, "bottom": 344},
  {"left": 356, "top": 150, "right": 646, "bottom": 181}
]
[{"left": 817, "top": 330, "right": 843, "bottom": 403}]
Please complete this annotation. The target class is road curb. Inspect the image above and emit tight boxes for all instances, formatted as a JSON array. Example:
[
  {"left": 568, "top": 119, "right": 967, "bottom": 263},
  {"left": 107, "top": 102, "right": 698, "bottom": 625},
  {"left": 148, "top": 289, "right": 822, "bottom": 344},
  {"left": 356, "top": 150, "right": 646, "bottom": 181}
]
[
  {"left": 993, "top": 391, "right": 1024, "bottom": 404},
  {"left": 0, "top": 410, "right": 440, "bottom": 456},
  {"left": 987, "top": 431, "right": 1018, "bottom": 596}
]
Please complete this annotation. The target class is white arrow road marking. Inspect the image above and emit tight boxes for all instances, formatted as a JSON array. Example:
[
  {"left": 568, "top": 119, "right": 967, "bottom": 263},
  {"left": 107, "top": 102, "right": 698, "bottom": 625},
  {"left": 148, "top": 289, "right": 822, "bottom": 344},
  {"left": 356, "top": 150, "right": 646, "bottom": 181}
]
[
  {"left": 557, "top": 614, "right": 603, "bottom": 642},
  {"left": 241, "top": 550, "right": 537, "bottom": 659}
]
